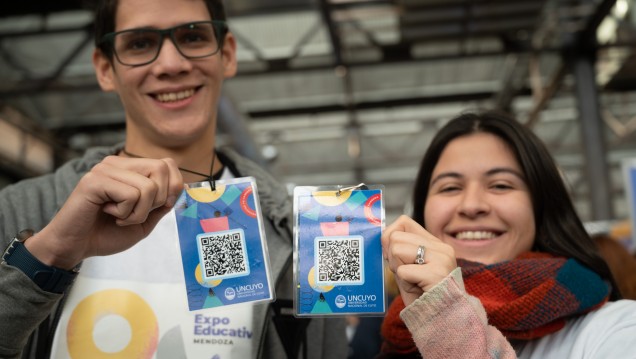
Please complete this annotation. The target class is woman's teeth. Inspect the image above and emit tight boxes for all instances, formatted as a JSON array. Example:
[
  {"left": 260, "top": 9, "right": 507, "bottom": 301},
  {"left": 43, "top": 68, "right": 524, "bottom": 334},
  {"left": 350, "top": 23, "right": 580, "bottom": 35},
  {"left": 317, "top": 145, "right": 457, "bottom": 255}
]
[
  {"left": 455, "top": 231, "right": 497, "bottom": 240},
  {"left": 156, "top": 89, "right": 195, "bottom": 103}
]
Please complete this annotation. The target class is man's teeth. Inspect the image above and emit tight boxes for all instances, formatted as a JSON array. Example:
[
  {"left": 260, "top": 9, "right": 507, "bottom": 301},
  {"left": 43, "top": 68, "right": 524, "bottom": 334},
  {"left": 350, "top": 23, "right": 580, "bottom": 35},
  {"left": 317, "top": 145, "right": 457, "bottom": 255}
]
[
  {"left": 156, "top": 89, "right": 195, "bottom": 102},
  {"left": 455, "top": 231, "right": 497, "bottom": 240}
]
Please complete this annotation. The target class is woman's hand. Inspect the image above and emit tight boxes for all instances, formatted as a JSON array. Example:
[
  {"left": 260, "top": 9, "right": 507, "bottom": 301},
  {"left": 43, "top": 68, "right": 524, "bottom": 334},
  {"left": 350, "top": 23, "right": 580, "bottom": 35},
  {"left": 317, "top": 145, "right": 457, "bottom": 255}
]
[{"left": 382, "top": 215, "right": 457, "bottom": 306}]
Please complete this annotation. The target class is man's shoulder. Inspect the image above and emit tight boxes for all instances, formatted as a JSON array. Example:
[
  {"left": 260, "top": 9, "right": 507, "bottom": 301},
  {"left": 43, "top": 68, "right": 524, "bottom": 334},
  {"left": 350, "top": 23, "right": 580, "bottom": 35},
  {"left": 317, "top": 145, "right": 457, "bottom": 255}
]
[
  {"left": 218, "top": 146, "right": 292, "bottom": 229},
  {"left": 218, "top": 147, "right": 287, "bottom": 195}
]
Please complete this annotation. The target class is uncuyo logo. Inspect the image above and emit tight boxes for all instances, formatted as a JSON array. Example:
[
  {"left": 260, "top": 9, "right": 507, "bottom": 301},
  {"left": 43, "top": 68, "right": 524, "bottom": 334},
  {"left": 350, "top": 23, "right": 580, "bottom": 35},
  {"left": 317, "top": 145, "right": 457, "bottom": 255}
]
[
  {"left": 335, "top": 295, "right": 346, "bottom": 309},
  {"left": 224, "top": 287, "right": 236, "bottom": 300}
]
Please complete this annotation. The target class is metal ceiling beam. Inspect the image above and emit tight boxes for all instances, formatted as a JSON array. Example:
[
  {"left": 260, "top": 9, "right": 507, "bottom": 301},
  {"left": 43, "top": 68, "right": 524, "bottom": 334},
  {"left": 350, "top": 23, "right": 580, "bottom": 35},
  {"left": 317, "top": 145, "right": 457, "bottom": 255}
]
[
  {"left": 525, "top": 0, "right": 617, "bottom": 129},
  {"left": 0, "top": 41, "right": 546, "bottom": 99},
  {"left": 6, "top": 34, "right": 636, "bottom": 100},
  {"left": 576, "top": 0, "right": 617, "bottom": 47},
  {"left": 237, "top": 40, "right": 560, "bottom": 76},
  {"left": 0, "top": 23, "right": 92, "bottom": 39},
  {"left": 0, "top": 1, "right": 85, "bottom": 18},
  {"left": 318, "top": 0, "right": 344, "bottom": 66},
  {"left": 573, "top": 52, "right": 613, "bottom": 220},
  {"left": 524, "top": 62, "right": 567, "bottom": 128},
  {"left": 2, "top": 39, "right": 633, "bottom": 101},
  {"left": 493, "top": 54, "right": 527, "bottom": 111},
  {"left": 247, "top": 90, "right": 512, "bottom": 118},
  {"left": 318, "top": 0, "right": 365, "bottom": 182},
  {"left": 569, "top": 0, "right": 617, "bottom": 221},
  {"left": 0, "top": 26, "right": 93, "bottom": 100}
]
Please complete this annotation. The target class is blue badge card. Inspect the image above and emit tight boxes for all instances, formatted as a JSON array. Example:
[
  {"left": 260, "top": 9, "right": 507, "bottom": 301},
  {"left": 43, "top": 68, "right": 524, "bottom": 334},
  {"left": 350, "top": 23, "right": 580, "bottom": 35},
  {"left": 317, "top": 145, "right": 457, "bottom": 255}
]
[
  {"left": 175, "top": 177, "right": 274, "bottom": 311},
  {"left": 293, "top": 184, "right": 386, "bottom": 316}
]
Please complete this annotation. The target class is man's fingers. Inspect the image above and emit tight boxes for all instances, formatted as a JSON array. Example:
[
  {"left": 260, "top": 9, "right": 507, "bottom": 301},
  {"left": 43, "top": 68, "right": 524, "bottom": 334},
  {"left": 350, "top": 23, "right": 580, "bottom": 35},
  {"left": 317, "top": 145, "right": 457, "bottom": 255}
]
[
  {"left": 160, "top": 157, "right": 184, "bottom": 208},
  {"left": 88, "top": 157, "right": 184, "bottom": 223},
  {"left": 100, "top": 155, "right": 183, "bottom": 210}
]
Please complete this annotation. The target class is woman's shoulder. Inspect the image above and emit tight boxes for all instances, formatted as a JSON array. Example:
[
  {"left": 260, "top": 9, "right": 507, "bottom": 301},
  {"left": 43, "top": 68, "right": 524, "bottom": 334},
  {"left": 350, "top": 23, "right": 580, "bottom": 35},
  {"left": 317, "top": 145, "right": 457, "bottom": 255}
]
[
  {"left": 518, "top": 300, "right": 636, "bottom": 358},
  {"left": 590, "top": 299, "right": 636, "bottom": 318}
]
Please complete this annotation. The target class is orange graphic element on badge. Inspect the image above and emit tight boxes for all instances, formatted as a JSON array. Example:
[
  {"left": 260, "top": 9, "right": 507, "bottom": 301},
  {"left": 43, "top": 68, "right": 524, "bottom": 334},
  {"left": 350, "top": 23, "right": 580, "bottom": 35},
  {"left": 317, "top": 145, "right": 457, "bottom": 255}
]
[
  {"left": 240, "top": 187, "right": 257, "bottom": 218},
  {"left": 67, "top": 289, "right": 158, "bottom": 358},
  {"left": 364, "top": 193, "right": 382, "bottom": 226},
  {"left": 312, "top": 190, "right": 351, "bottom": 207},
  {"left": 308, "top": 266, "right": 334, "bottom": 293},
  {"left": 186, "top": 184, "right": 226, "bottom": 203},
  {"left": 195, "top": 263, "right": 223, "bottom": 287}
]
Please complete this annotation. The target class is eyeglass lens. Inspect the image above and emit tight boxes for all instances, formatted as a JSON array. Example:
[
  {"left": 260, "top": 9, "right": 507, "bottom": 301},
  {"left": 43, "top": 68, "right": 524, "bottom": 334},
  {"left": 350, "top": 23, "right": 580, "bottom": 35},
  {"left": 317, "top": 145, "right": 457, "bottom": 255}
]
[{"left": 113, "top": 22, "right": 220, "bottom": 65}]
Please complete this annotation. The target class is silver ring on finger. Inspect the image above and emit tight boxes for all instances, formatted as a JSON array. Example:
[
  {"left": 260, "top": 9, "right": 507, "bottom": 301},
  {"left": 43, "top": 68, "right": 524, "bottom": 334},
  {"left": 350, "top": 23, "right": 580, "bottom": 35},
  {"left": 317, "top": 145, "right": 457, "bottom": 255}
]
[{"left": 415, "top": 245, "right": 426, "bottom": 265}]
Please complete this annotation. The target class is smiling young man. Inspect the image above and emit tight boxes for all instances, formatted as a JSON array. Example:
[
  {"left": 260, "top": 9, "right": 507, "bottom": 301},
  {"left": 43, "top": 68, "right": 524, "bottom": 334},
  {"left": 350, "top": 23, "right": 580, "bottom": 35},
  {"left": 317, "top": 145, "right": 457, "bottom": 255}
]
[{"left": 0, "top": 0, "right": 347, "bottom": 358}]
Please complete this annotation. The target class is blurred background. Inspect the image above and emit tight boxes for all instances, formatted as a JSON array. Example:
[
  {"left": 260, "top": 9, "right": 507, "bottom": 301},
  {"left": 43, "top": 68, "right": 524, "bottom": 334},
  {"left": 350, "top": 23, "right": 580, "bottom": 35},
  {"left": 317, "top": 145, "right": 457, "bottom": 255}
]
[{"left": 1, "top": 0, "right": 636, "bottom": 239}]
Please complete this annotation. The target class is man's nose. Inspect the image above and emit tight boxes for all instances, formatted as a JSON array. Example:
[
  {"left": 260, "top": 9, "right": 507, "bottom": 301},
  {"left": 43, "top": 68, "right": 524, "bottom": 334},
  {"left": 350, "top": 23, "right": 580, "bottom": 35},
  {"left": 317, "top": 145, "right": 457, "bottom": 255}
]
[{"left": 151, "top": 36, "right": 192, "bottom": 75}]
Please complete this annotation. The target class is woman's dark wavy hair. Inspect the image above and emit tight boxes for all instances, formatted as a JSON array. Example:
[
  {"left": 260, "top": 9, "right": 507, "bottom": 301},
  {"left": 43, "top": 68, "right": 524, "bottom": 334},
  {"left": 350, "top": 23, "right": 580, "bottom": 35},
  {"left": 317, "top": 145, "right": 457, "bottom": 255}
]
[
  {"left": 92, "top": 0, "right": 228, "bottom": 60},
  {"left": 411, "top": 110, "right": 621, "bottom": 300}
]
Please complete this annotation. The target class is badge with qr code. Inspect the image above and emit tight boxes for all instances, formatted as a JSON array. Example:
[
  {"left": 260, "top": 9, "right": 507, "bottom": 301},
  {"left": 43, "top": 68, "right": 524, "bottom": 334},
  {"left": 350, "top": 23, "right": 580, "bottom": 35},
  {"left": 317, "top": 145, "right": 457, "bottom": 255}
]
[
  {"left": 293, "top": 184, "right": 386, "bottom": 316},
  {"left": 174, "top": 177, "right": 274, "bottom": 311}
]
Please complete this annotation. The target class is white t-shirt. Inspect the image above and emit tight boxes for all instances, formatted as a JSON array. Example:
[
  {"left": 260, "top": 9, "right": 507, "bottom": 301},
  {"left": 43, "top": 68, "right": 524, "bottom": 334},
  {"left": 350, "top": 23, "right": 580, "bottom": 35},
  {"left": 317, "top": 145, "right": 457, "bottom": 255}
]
[
  {"left": 51, "top": 169, "right": 256, "bottom": 359},
  {"left": 518, "top": 300, "right": 636, "bottom": 358}
]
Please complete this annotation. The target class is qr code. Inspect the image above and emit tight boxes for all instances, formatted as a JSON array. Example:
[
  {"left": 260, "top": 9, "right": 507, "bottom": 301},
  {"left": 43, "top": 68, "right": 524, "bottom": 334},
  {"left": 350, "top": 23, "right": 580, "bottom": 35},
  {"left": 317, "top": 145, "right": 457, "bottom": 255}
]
[
  {"left": 196, "top": 228, "right": 250, "bottom": 281},
  {"left": 314, "top": 236, "right": 364, "bottom": 286}
]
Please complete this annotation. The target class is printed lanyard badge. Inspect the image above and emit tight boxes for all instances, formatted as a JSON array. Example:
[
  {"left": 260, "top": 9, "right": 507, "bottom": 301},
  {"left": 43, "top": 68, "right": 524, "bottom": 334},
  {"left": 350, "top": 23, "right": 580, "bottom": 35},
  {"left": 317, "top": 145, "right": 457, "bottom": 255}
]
[
  {"left": 174, "top": 177, "right": 274, "bottom": 311},
  {"left": 293, "top": 184, "right": 386, "bottom": 317}
]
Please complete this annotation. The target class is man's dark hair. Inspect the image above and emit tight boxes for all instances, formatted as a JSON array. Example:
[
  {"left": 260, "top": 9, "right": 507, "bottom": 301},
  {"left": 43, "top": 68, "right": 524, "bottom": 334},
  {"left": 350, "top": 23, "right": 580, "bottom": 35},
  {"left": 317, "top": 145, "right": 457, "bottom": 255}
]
[
  {"left": 93, "top": 0, "right": 228, "bottom": 59},
  {"left": 410, "top": 110, "right": 622, "bottom": 300}
]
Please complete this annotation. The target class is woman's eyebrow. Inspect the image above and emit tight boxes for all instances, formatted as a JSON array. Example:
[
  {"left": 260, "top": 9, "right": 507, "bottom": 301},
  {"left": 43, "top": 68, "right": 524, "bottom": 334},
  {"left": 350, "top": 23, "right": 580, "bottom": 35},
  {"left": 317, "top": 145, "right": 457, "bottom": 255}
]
[
  {"left": 430, "top": 167, "right": 524, "bottom": 188},
  {"left": 485, "top": 167, "right": 525, "bottom": 179},
  {"left": 429, "top": 172, "right": 461, "bottom": 187}
]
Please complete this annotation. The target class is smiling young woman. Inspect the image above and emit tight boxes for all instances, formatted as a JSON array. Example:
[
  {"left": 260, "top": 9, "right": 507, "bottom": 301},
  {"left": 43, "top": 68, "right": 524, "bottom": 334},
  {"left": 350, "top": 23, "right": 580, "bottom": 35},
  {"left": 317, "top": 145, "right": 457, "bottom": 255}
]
[{"left": 379, "top": 110, "right": 635, "bottom": 359}]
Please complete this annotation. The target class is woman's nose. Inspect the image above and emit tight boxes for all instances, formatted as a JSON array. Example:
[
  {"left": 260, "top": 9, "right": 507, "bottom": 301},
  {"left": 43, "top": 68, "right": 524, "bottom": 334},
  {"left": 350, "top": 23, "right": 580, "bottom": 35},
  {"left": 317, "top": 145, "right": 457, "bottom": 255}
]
[{"left": 458, "top": 185, "right": 490, "bottom": 218}]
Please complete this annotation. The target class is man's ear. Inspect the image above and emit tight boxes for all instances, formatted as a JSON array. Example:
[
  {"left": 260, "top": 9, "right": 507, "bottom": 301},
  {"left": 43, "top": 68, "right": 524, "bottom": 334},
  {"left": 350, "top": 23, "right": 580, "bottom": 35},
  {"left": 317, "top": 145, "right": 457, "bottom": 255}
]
[
  {"left": 221, "top": 32, "right": 237, "bottom": 79},
  {"left": 93, "top": 48, "right": 116, "bottom": 92}
]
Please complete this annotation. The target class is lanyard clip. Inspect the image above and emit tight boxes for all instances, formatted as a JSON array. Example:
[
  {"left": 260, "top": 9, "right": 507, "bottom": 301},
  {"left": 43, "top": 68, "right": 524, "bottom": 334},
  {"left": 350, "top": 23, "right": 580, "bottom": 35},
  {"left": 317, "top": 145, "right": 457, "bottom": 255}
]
[{"left": 336, "top": 183, "right": 367, "bottom": 196}]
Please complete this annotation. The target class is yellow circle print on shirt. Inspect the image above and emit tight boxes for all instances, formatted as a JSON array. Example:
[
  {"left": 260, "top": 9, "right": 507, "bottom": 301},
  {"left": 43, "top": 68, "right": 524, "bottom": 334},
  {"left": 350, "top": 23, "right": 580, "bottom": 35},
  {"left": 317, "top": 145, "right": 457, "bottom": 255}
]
[{"left": 67, "top": 289, "right": 158, "bottom": 358}]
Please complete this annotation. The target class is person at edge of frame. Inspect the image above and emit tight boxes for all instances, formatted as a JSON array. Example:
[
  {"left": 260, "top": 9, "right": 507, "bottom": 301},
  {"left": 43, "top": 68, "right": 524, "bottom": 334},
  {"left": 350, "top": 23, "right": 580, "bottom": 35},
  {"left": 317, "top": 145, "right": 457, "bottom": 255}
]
[
  {"left": 0, "top": 0, "right": 347, "bottom": 358},
  {"left": 378, "top": 110, "right": 636, "bottom": 358}
]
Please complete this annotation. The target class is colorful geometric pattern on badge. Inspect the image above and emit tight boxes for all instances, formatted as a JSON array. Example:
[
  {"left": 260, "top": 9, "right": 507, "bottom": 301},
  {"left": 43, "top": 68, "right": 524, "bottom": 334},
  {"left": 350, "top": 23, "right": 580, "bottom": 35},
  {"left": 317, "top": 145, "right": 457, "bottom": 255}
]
[
  {"left": 296, "top": 188, "right": 384, "bottom": 315},
  {"left": 176, "top": 180, "right": 270, "bottom": 310}
]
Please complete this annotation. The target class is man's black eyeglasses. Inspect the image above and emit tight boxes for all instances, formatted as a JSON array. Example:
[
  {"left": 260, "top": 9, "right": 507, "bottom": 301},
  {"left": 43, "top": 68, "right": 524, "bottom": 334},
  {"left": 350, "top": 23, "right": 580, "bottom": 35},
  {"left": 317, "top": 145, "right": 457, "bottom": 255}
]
[{"left": 100, "top": 21, "right": 227, "bottom": 66}]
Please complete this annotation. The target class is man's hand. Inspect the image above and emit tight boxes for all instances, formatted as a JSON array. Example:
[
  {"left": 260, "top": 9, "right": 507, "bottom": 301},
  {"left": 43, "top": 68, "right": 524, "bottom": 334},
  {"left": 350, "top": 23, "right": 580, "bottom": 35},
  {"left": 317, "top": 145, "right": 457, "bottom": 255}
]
[{"left": 24, "top": 155, "right": 184, "bottom": 270}]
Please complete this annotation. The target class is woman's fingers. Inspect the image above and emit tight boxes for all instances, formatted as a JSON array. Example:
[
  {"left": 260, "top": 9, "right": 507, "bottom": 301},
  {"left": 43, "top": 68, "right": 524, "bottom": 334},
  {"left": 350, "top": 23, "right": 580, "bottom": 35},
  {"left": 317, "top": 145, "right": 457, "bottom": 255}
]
[
  {"left": 382, "top": 215, "right": 440, "bottom": 259},
  {"left": 396, "top": 263, "right": 455, "bottom": 292},
  {"left": 383, "top": 215, "right": 457, "bottom": 302},
  {"left": 384, "top": 230, "right": 449, "bottom": 268}
]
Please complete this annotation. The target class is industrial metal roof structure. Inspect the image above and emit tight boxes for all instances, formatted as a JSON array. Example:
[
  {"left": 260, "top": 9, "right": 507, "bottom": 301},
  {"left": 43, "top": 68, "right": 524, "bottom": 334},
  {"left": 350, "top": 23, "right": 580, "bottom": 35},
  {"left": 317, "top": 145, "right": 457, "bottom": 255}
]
[{"left": 2, "top": 0, "right": 636, "bottom": 224}]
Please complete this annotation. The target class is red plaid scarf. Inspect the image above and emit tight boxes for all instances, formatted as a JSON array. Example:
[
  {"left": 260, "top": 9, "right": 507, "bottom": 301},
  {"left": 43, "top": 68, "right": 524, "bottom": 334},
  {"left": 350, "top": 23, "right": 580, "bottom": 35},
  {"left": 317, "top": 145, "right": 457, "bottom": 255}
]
[{"left": 381, "top": 252, "right": 611, "bottom": 355}]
